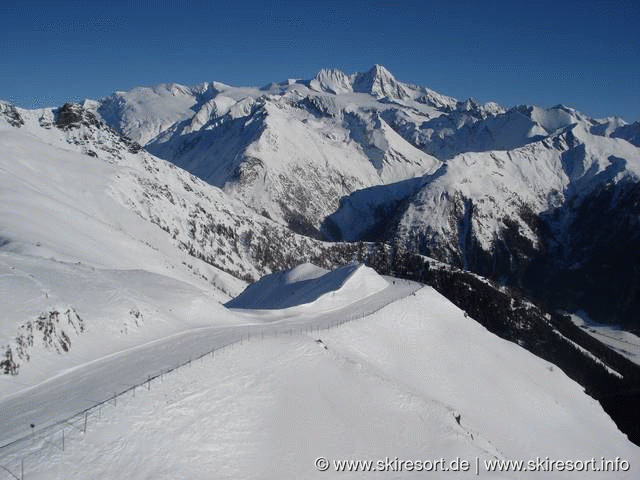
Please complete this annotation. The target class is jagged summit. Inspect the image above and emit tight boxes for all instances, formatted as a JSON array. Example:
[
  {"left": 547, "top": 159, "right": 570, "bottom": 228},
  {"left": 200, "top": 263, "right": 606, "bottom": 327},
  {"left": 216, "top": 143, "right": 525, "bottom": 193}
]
[
  {"left": 309, "top": 68, "right": 353, "bottom": 94},
  {"left": 351, "top": 64, "right": 410, "bottom": 99},
  {"left": 307, "top": 64, "right": 412, "bottom": 100}
]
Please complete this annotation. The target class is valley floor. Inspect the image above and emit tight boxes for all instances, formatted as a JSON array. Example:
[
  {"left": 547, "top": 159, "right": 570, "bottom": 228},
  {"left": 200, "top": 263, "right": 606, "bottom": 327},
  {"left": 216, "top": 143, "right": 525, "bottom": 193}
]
[{"left": 571, "top": 313, "right": 640, "bottom": 366}]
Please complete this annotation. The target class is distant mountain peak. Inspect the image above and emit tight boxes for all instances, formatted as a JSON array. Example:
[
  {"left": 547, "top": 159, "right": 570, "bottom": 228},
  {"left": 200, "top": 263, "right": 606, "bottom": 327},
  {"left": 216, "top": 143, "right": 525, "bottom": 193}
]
[
  {"left": 352, "top": 64, "right": 410, "bottom": 99},
  {"left": 308, "top": 65, "right": 408, "bottom": 98},
  {"left": 310, "top": 68, "right": 353, "bottom": 94}
]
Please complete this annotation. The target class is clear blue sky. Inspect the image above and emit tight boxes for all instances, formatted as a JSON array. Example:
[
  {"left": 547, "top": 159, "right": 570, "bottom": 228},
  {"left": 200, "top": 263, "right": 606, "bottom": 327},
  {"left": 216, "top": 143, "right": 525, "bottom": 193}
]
[{"left": 1, "top": 0, "right": 638, "bottom": 121}]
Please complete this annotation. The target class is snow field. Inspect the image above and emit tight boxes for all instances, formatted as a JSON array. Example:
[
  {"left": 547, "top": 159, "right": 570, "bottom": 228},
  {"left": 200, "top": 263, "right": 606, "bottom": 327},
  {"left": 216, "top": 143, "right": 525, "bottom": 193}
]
[
  {"left": 0, "top": 267, "right": 418, "bottom": 449},
  {"left": 1, "top": 286, "right": 637, "bottom": 479}
]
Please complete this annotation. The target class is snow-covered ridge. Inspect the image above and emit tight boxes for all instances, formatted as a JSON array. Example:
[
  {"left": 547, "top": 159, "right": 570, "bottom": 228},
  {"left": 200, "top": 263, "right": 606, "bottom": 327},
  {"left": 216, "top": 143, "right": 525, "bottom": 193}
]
[
  {"left": 2, "top": 283, "right": 638, "bottom": 478},
  {"left": 74, "top": 65, "right": 486, "bottom": 232},
  {"left": 226, "top": 263, "right": 388, "bottom": 310},
  {"left": 68, "top": 64, "right": 636, "bottom": 243}
]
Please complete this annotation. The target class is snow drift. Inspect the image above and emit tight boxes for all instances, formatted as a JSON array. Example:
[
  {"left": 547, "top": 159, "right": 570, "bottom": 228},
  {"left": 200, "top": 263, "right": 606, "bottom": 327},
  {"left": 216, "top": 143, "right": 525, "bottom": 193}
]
[{"left": 226, "top": 263, "right": 389, "bottom": 310}]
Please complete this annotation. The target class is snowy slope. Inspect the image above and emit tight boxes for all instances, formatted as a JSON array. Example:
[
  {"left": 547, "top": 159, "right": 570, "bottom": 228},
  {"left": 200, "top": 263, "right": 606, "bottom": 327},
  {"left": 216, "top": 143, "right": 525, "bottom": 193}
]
[
  {"left": 2, "top": 65, "right": 640, "bottom": 477},
  {"left": 1, "top": 284, "right": 637, "bottom": 479},
  {"left": 327, "top": 116, "right": 640, "bottom": 327},
  {"left": 90, "top": 66, "right": 639, "bottom": 268},
  {"left": 142, "top": 87, "right": 442, "bottom": 234},
  {"left": 95, "top": 82, "right": 220, "bottom": 145},
  {"left": 394, "top": 125, "right": 640, "bottom": 322},
  {"left": 0, "top": 102, "right": 258, "bottom": 388},
  {"left": 0, "top": 98, "right": 414, "bottom": 387},
  {"left": 226, "top": 263, "right": 388, "bottom": 310},
  {"left": 571, "top": 312, "right": 640, "bottom": 366},
  {"left": 93, "top": 66, "right": 482, "bottom": 233},
  {"left": 0, "top": 99, "right": 376, "bottom": 386}
]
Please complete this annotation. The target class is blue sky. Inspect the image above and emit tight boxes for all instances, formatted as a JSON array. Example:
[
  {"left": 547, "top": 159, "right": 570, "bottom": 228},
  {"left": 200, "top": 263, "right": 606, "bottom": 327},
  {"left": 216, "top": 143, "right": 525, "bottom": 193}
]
[{"left": 1, "top": 0, "right": 638, "bottom": 120}]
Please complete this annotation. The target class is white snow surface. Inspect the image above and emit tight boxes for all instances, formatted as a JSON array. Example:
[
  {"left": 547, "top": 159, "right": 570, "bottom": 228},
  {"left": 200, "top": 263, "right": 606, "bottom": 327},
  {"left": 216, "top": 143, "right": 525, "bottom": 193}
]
[
  {"left": 226, "top": 263, "right": 388, "bottom": 310},
  {"left": 571, "top": 312, "right": 640, "bottom": 366},
  {"left": 1, "top": 286, "right": 637, "bottom": 479},
  {"left": 0, "top": 109, "right": 256, "bottom": 393}
]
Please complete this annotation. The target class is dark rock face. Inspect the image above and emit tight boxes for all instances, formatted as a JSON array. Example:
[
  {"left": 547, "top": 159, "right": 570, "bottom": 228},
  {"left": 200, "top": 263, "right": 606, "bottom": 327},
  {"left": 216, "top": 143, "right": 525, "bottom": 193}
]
[
  {"left": 54, "top": 103, "right": 102, "bottom": 130},
  {"left": 528, "top": 179, "right": 640, "bottom": 331},
  {"left": 0, "top": 102, "right": 24, "bottom": 128},
  {"left": 423, "top": 179, "right": 640, "bottom": 332},
  {"left": 1, "top": 308, "right": 85, "bottom": 375},
  {"left": 52, "top": 103, "right": 143, "bottom": 156}
]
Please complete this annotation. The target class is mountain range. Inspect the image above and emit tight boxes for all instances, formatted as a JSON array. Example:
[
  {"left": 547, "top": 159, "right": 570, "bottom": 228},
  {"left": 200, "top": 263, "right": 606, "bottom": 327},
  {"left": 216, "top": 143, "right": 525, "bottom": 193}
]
[
  {"left": 2, "top": 65, "right": 640, "bottom": 455},
  {"left": 67, "top": 64, "right": 640, "bottom": 330}
]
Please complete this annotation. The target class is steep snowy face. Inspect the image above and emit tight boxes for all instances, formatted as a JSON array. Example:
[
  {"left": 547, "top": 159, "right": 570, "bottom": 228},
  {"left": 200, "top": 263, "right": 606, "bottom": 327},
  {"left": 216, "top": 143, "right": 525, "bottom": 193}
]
[
  {"left": 0, "top": 100, "right": 248, "bottom": 379},
  {"left": 95, "top": 82, "right": 220, "bottom": 145},
  {"left": 333, "top": 124, "right": 640, "bottom": 328},
  {"left": 309, "top": 65, "right": 417, "bottom": 100},
  {"left": 0, "top": 100, "right": 395, "bottom": 299},
  {"left": 126, "top": 80, "right": 444, "bottom": 235},
  {"left": 351, "top": 64, "right": 412, "bottom": 99},
  {"left": 394, "top": 136, "right": 572, "bottom": 263},
  {"left": 91, "top": 66, "right": 475, "bottom": 235},
  {"left": 309, "top": 68, "right": 353, "bottom": 94}
]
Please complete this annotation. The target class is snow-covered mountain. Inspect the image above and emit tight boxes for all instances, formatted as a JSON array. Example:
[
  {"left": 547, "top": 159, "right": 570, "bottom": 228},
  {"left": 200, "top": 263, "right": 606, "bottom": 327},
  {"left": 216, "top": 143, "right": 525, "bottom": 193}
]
[
  {"left": 89, "top": 66, "right": 463, "bottom": 236},
  {"left": 2, "top": 65, "right": 640, "bottom": 474},
  {"left": 82, "top": 66, "right": 640, "bottom": 332},
  {"left": 3, "top": 63, "right": 640, "bottom": 354},
  {"left": 0, "top": 99, "right": 365, "bottom": 380},
  {"left": 327, "top": 110, "right": 640, "bottom": 330}
]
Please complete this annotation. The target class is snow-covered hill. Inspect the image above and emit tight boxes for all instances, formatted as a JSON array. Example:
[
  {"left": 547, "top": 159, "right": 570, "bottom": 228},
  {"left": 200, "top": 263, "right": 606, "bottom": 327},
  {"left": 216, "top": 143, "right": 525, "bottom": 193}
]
[
  {"left": 226, "top": 263, "right": 388, "bottom": 310},
  {"left": 1, "top": 283, "right": 637, "bottom": 479},
  {"left": 0, "top": 99, "right": 366, "bottom": 384}
]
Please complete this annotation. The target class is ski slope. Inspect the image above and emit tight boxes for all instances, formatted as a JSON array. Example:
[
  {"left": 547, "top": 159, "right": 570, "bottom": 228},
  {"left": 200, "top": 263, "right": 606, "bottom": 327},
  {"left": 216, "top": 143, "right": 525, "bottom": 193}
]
[
  {"left": 0, "top": 282, "right": 637, "bottom": 479},
  {"left": 0, "top": 267, "right": 418, "bottom": 449}
]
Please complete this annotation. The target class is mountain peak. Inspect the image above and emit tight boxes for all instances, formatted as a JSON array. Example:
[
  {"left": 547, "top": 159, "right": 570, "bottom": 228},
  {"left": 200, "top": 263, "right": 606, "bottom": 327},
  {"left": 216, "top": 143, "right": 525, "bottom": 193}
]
[
  {"left": 309, "top": 68, "right": 353, "bottom": 94},
  {"left": 352, "top": 64, "right": 409, "bottom": 99},
  {"left": 308, "top": 65, "right": 404, "bottom": 97},
  {"left": 369, "top": 64, "right": 393, "bottom": 76}
]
